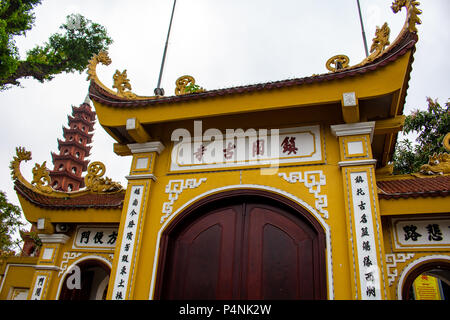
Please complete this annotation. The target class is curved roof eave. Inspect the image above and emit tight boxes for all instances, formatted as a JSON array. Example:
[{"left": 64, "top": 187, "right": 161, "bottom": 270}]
[{"left": 88, "top": 25, "right": 418, "bottom": 109}]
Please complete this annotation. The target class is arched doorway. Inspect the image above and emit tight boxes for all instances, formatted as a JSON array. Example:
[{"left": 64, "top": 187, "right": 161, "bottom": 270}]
[
  {"left": 401, "top": 259, "right": 450, "bottom": 300},
  {"left": 59, "top": 259, "right": 110, "bottom": 300},
  {"left": 155, "top": 189, "right": 327, "bottom": 300}
]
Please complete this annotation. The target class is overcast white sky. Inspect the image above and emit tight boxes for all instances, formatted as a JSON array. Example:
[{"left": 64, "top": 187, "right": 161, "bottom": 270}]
[{"left": 0, "top": 0, "right": 449, "bottom": 233}]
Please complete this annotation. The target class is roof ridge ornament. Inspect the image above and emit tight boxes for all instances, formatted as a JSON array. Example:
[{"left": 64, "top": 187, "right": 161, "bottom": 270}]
[
  {"left": 326, "top": 55, "right": 350, "bottom": 72},
  {"left": 368, "top": 22, "right": 391, "bottom": 61},
  {"left": 87, "top": 51, "right": 156, "bottom": 101},
  {"left": 175, "top": 75, "right": 205, "bottom": 96},
  {"left": 31, "top": 161, "right": 52, "bottom": 194},
  {"left": 112, "top": 69, "right": 137, "bottom": 99},
  {"left": 10, "top": 147, "right": 32, "bottom": 183},
  {"left": 418, "top": 153, "right": 450, "bottom": 176},
  {"left": 357, "top": 22, "right": 391, "bottom": 66},
  {"left": 84, "top": 161, "right": 123, "bottom": 193},
  {"left": 10, "top": 147, "right": 123, "bottom": 196},
  {"left": 391, "top": 0, "right": 422, "bottom": 33},
  {"left": 10, "top": 147, "right": 52, "bottom": 194},
  {"left": 325, "top": 1, "right": 420, "bottom": 73}
]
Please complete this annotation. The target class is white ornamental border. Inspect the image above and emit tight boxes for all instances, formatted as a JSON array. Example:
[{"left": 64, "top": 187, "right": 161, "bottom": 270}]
[
  {"left": 278, "top": 170, "right": 328, "bottom": 219},
  {"left": 161, "top": 178, "right": 207, "bottom": 223},
  {"left": 385, "top": 253, "right": 415, "bottom": 286}
]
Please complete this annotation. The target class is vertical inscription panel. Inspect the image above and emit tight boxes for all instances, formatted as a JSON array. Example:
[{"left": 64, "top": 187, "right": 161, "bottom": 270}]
[
  {"left": 349, "top": 171, "right": 382, "bottom": 300},
  {"left": 30, "top": 274, "right": 48, "bottom": 300},
  {"left": 112, "top": 185, "right": 144, "bottom": 300}
]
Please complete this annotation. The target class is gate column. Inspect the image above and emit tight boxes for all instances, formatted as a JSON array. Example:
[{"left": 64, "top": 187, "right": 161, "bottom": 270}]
[
  {"left": 331, "top": 122, "right": 389, "bottom": 300},
  {"left": 107, "top": 141, "right": 164, "bottom": 300}
]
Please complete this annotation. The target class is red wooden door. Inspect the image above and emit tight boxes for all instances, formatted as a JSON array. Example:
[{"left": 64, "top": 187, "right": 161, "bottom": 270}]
[{"left": 158, "top": 196, "right": 326, "bottom": 300}]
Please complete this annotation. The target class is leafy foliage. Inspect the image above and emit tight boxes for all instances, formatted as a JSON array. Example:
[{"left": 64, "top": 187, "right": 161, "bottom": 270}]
[
  {"left": 0, "top": 0, "right": 42, "bottom": 82},
  {"left": 184, "top": 83, "right": 203, "bottom": 94},
  {"left": 0, "top": 1, "right": 113, "bottom": 90},
  {"left": 393, "top": 98, "right": 450, "bottom": 174},
  {"left": 0, "top": 191, "right": 23, "bottom": 255}
]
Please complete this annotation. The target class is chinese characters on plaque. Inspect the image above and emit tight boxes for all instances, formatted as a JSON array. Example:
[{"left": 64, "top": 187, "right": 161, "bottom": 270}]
[
  {"left": 73, "top": 226, "right": 118, "bottom": 249},
  {"left": 112, "top": 185, "right": 144, "bottom": 300},
  {"left": 170, "top": 125, "right": 322, "bottom": 171},
  {"left": 392, "top": 218, "right": 450, "bottom": 250},
  {"left": 30, "top": 275, "right": 47, "bottom": 300},
  {"left": 350, "top": 172, "right": 381, "bottom": 300}
]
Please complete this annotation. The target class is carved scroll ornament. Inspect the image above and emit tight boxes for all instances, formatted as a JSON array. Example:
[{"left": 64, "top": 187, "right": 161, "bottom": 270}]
[
  {"left": 175, "top": 75, "right": 205, "bottom": 96},
  {"left": 84, "top": 161, "right": 123, "bottom": 193},
  {"left": 326, "top": 55, "right": 350, "bottom": 72}
]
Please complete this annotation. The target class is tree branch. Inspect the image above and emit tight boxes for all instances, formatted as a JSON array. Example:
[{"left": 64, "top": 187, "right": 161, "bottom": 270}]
[{"left": 1, "top": 59, "right": 69, "bottom": 87}]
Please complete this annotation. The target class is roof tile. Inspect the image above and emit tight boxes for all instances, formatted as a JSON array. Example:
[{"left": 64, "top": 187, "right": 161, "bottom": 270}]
[
  {"left": 14, "top": 181, "right": 124, "bottom": 210},
  {"left": 377, "top": 176, "right": 450, "bottom": 199}
]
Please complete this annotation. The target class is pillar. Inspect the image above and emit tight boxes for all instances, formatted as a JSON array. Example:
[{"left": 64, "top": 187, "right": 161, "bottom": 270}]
[
  {"left": 331, "top": 122, "right": 389, "bottom": 300},
  {"left": 107, "top": 141, "right": 164, "bottom": 300},
  {"left": 28, "top": 230, "right": 70, "bottom": 300}
]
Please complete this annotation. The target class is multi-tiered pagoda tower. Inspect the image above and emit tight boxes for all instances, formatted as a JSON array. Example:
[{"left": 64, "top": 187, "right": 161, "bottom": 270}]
[{"left": 49, "top": 96, "right": 96, "bottom": 192}]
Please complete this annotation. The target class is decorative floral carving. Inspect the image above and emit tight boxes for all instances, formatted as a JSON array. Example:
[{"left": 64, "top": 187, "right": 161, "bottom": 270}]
[
  {"left": 391, "top": 0, "right": 422, "bottom": 33},
  {"left": 84, "top": 161, "right": 122, "bottom": 193},
  {"left": 326, "top": 55, "right": 350, "bottom": 72},
  {"left": 161, "top": 178, "right": 207, "bottom": 223},
  {"left": 368, "top": 22, "right": 391, "bottom": 62},
  {"left": 112, "top": 69, "right": 137, "bottom": 99},
  {"left": 31, "top": 161, "right": 52, "bottom": 193},
  {"left": 175, "top": 75, "right": 205, "bottom": 96}
]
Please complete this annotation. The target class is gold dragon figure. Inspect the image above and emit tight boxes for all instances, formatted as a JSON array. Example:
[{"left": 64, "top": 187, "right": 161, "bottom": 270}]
[
  {"left": 31, "top": 161, "right": 52, "bottom": 193},
  {"left": 10, "top": 147, "right": 32, "bottom": 181},
  {"left": 86, "top": 50, "right": 112, "bottom": 82},
  {"left": 391, "top": 0, "right": 422, "bottom": 33},
  {"left": 325, "top": 1, "right": 421, "bottom": 72},
  {"left": 419, "top": 153, "right": 450, "bottom": 175},
  {"left": 10, "top": 147, "right": 52, "bottom": 193},
  {"left": 84, "top": 161, "right": 122, "bottom": 193},
  {"left": 87, "top": 50, "right": 154, "bottom": 100}
]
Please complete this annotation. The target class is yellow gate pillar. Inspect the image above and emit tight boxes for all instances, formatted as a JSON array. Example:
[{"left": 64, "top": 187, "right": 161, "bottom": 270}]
[
  {"left": 107, "top": 141, "right": 164, "bottom": 300},
  {"left": 28, "top": 229, "right": 70, "bottom": 300},
  {"left": 331, "top": 122, "right": 389, "bottom": 300}
]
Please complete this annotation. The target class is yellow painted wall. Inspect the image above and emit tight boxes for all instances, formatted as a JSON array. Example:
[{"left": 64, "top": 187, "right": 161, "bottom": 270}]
[
  {"left": 0, "top": 257, "right": 37, "bottom": 300},
  {"left": 4, "top": 47, "right": 449, "bottom": 300},
  {"left": 114, "top": 119, "right": 357, "bottom": 299}
]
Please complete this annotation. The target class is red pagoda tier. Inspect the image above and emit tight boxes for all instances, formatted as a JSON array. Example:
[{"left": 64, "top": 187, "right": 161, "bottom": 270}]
[{"left": 49, "top": 96, "right": 96, "bottom": 192}]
